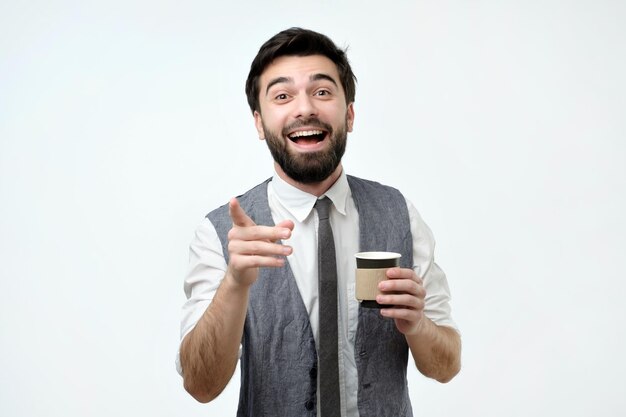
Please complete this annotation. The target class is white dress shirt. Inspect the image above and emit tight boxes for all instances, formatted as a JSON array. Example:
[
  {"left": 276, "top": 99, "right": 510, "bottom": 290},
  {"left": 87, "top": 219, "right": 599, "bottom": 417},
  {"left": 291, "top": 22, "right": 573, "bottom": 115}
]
[{"left": 177, "top": 170, "right": 457, "bottom": 417}]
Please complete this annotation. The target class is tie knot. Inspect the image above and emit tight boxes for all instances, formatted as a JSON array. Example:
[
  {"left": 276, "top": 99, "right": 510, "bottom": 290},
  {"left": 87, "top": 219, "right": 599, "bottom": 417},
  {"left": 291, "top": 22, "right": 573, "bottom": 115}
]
[{"left": 315, "top": 197, "right": 332, "bottom": 220}]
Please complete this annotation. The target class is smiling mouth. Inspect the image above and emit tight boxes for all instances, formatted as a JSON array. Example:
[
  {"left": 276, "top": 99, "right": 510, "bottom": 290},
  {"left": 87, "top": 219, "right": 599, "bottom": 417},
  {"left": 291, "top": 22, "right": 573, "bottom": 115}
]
[{"left": 287, "top": 130, "right": 327, "bottom": 145}]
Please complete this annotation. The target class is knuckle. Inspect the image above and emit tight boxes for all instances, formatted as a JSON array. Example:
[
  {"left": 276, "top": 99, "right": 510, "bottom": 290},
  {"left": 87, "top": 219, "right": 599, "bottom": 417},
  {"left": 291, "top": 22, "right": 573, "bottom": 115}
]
[
  {"left": 401, "top": 308, "right": 415, "bottom": 318},
  {"left": 391, "top": 308, "right": 406, "bottom": 320},
  {"left": 229, "top": 254, "right": 242, "bottom": 268},
  {"left": 246, "top": 242, "right": 256, "bottom": 254},
  {"left": 271, "top": 230, "right": 283, "bottom": 241},
  {"left": 399, "top": 295, "right": 412, "bottom": 307},
  {"left": 250, "top": 241, "right": 265, "bottom": 254},
  {"left": 252, "top": 227, "right": 268, "bottom": 241},
  {"left": 228, "top": 239, "right": 240, "bottom": 252}
]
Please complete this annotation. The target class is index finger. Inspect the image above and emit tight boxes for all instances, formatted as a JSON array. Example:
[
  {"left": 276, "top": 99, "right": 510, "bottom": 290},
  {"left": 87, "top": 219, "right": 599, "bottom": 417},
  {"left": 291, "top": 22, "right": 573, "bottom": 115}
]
[{"left": 229, "top": 197, "right": 255, "bottom": 227}]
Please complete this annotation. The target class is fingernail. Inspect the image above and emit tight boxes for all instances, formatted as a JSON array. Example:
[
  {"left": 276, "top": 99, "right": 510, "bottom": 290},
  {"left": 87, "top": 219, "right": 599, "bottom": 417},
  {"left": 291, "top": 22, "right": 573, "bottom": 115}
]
[
  {"left": 282, "top": 246, "right": 292, "bottom": 255},
  {"left": 280, "top": 229, "right": 290, "bottom": 239}
]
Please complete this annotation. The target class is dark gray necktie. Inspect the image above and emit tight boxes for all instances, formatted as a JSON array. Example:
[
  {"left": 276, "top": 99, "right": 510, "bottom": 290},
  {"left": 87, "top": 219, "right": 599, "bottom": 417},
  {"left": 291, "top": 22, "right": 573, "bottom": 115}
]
[{"left": 315, "top": 197, "right": 341, "bottom": 416}]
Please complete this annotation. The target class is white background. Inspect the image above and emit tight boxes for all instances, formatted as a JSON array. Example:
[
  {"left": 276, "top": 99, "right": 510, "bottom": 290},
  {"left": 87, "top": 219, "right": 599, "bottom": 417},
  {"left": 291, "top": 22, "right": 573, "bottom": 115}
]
[{"left": 1, "top": 1, "right": 625, "bottom": 416}]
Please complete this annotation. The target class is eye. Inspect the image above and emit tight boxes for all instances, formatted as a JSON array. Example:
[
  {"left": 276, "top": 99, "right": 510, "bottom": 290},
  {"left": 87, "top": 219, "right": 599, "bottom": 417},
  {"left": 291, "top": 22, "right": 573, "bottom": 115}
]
[
  {"left": 315, "top": 89, "right": 331, "bottom": 97},
  {"left": 275, "top": 93, "right": 288, "bottom": 101}
]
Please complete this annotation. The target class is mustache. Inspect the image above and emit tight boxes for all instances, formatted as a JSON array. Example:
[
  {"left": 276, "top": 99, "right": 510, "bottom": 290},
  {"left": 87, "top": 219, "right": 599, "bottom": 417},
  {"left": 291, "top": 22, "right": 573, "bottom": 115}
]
[{"left": 281, "top": 117, "right": 333, "bottom": 136}]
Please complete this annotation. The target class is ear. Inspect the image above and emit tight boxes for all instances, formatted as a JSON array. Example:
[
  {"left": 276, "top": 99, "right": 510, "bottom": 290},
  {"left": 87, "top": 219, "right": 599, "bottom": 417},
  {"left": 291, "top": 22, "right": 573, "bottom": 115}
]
[
  {"left": 253, "top": 111, "right": 265, "bottom": 140},
  {"left": 346, "top": 102, "right": 355, "bottom": 133}
]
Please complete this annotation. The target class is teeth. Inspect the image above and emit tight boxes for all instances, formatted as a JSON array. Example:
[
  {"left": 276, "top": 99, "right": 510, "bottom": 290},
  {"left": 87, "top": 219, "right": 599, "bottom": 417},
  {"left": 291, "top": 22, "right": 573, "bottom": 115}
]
[{"left": 289, "top": 130, "right": 324, "bottom": 138}]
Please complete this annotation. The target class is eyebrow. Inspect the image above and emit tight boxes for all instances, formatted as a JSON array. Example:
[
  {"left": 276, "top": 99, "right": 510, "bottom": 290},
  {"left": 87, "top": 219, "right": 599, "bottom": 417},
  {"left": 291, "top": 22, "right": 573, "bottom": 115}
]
[
  {"left": 265, "top": 76, "right": 291, "bottom": 95},
  {"left": 264, "top": 73, "right": 339, "bottom": 96}
]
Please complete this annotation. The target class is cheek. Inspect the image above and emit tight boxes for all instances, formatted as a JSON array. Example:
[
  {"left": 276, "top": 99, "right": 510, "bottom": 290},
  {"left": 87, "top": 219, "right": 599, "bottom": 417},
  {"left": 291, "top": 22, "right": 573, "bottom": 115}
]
[
  {"left": 265, "top": 119, "right": 285, "bottom": 135},
  {"left": 263, "top": 110, "right": 289, "bottom": 129},
  {"left": 325, "top": 104, "right": 349, "bottom": 123}
]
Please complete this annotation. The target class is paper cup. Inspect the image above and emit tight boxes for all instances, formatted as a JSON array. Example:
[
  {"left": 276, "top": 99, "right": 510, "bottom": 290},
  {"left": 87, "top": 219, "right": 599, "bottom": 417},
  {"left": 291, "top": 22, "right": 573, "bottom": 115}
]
[{"left": 355, "top": 252, "right": 401, "bottom": 308}]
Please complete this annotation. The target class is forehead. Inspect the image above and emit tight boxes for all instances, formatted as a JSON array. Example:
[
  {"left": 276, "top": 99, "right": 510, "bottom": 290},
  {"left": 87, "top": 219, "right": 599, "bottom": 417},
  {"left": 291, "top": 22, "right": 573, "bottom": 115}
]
[{"left": 259, "top": 54, "right": 341, "bottom": 88}]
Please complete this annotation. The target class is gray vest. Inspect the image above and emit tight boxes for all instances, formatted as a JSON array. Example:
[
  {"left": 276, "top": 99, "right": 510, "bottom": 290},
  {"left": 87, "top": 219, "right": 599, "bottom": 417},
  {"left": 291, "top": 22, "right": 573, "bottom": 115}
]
[{"left": 207, "top": 176, "right": 414, "bottom": 417}]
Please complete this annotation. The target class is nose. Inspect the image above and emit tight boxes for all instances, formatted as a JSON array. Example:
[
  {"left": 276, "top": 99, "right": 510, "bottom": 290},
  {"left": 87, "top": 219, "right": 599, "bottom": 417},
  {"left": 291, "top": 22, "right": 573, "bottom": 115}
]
[{"left": 293, "top": 94, "right": 318, "bottom": 118}]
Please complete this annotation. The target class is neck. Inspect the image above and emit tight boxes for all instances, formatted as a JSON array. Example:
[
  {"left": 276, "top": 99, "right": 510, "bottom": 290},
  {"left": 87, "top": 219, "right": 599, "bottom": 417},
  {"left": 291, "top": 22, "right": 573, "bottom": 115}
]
[{"left": 274, "top": 163, "right": 343, "bottom": 197}]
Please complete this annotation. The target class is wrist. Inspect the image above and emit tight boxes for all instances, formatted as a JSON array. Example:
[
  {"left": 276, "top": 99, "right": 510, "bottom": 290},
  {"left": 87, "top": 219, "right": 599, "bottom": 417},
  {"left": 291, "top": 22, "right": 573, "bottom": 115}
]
[
  {"left": 408, "top": 314, "right": 431, "bottom": 337},
  {"left": 223, "top": 269, "right": 254, "bottom": 293}
]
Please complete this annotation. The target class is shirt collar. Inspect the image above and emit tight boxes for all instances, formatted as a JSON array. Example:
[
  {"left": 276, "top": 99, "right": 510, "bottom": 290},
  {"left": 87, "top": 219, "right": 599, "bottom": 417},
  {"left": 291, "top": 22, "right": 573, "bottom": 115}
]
[{"left": 270, "top": 169, "right": 350, "bottom": 222}]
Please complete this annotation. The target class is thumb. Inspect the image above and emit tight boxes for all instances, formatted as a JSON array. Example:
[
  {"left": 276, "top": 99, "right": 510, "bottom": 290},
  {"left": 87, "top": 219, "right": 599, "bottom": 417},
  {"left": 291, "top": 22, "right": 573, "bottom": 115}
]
[{"left": 229, "top": 197, "right": 256, "bottom": 227}]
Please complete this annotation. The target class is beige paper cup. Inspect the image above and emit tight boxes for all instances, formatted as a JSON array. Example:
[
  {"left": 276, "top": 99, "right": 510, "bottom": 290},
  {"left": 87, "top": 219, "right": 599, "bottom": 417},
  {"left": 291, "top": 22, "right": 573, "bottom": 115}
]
[{"left": 355, "top": 252, "right": 401, "bottom": 308}]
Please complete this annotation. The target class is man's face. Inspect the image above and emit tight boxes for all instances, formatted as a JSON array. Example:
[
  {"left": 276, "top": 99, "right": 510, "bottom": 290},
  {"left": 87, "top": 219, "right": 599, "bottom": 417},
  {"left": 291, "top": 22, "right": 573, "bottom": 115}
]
[{"left": 254, "top": 55, "right": 355, "bottom": 184}]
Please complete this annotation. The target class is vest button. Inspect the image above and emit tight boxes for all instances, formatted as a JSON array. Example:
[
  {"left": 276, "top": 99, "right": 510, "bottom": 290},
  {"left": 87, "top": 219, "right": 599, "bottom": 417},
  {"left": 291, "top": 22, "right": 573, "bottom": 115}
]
[
  {"left": 305, "top": 399, "right": 315, "bottom": 411},
  {"left": 309, "top": 366, "right": 317, "bottom": 379}
]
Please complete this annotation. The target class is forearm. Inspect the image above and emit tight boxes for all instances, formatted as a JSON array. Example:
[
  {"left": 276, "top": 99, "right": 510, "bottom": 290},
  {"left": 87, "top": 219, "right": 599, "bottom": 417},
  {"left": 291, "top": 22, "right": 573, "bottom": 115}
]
[
  {"left": 406, "top": 318, "right": 461, "bottom": 383},
  {"left": 180, "top": 273, "right": 249, "bottom": 402}
]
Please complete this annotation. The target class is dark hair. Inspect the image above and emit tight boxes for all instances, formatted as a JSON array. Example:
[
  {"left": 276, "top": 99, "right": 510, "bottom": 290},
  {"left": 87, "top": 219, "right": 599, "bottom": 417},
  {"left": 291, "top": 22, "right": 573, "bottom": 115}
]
[{"left": 245, "top": 27, "right": 357, "bottom": 114}]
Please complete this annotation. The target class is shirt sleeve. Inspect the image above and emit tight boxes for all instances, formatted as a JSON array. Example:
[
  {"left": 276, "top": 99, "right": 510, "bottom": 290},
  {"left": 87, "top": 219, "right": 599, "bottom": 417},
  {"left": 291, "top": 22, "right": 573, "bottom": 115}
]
[
  {"left": 176, "top": 217, "right": 227, "bottom": 375},
  {"left": 406, "top": 199, "right": 459, "bottom": 332}
]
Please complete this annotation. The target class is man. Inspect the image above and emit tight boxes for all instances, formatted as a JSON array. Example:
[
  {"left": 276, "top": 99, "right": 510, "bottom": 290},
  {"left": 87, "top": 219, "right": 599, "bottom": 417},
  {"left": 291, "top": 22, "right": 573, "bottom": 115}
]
[{"left": 177, "top": 27, "right": 461, "bottom": 416}]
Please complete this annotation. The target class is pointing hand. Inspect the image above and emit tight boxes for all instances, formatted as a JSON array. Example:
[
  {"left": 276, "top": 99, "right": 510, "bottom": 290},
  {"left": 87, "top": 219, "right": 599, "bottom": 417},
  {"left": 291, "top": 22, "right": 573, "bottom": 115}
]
[{"left": 226, "top": 197, "right": 295, "bottom": 287}]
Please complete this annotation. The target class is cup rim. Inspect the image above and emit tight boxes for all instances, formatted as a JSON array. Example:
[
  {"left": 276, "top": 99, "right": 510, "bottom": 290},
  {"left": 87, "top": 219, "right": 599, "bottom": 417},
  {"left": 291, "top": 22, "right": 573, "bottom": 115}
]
[{"left": 354, "top": 251, "right": 401, "bottom": 260}]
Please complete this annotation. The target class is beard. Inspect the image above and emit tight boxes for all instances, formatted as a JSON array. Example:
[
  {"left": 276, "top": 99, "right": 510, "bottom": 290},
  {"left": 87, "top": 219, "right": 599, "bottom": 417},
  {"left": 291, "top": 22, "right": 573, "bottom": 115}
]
[{"left": 262, "top": 116, "right": 348, "bottom": 184}]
